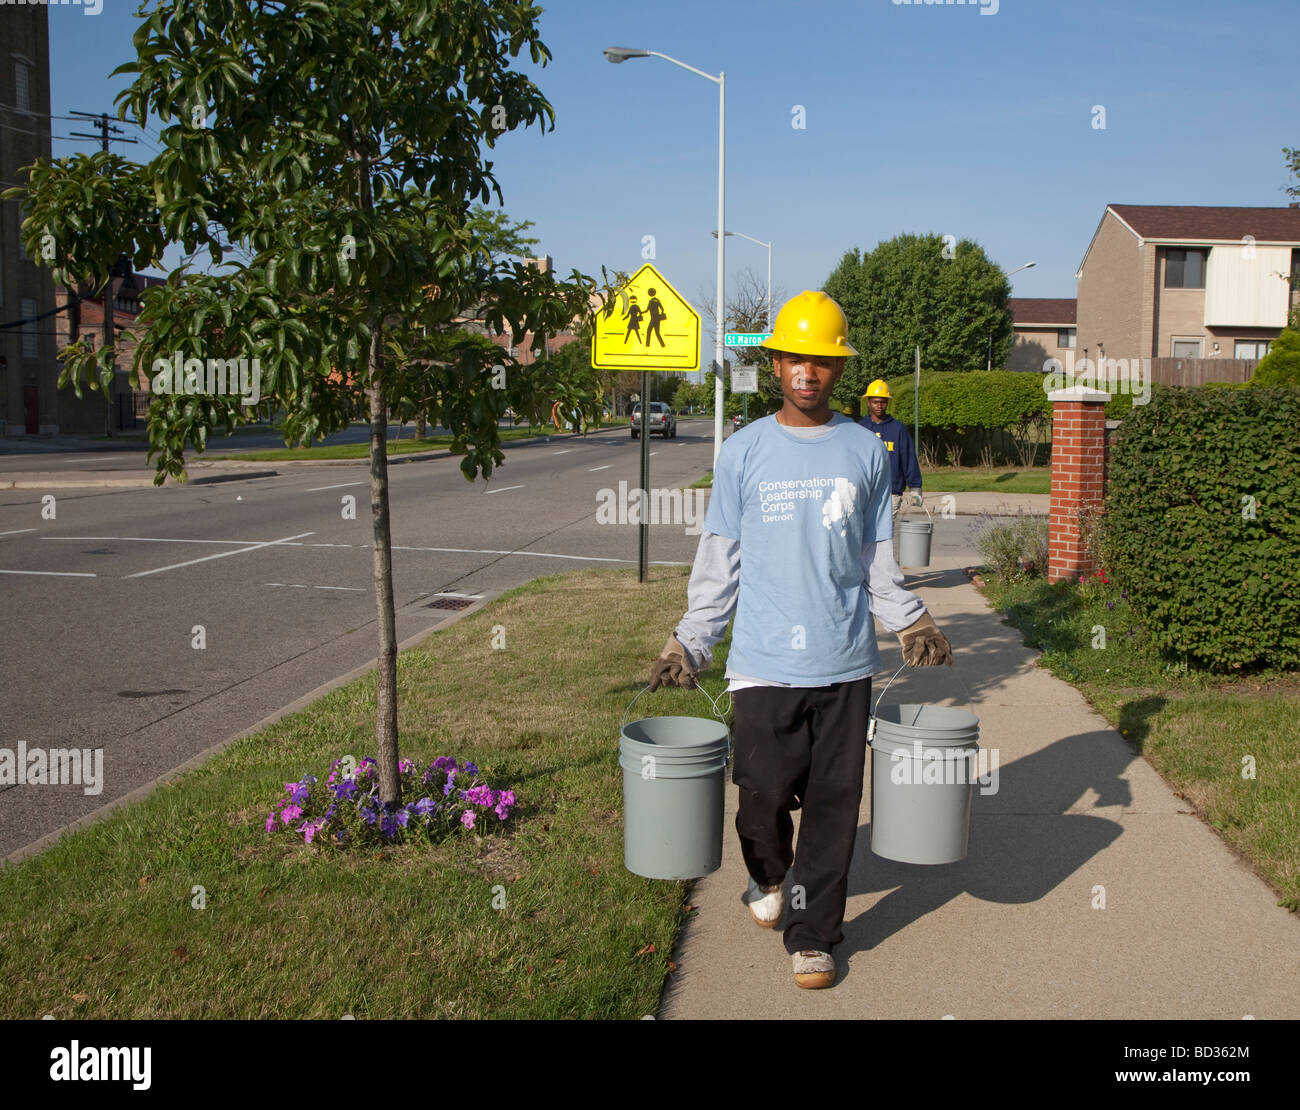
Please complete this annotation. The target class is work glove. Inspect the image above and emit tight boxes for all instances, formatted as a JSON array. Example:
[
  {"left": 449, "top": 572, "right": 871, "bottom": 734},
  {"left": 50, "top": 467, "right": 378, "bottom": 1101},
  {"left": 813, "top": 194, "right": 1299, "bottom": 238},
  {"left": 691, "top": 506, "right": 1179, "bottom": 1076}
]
[
  {"left": 649, "top": 634, "right": 698, "bottom": 691},
  {"left": 906, "top": 490, "right": 923, "bottom": 508},
  {"left": 897, "top": 612, "right": 952, "bottom": 667}
]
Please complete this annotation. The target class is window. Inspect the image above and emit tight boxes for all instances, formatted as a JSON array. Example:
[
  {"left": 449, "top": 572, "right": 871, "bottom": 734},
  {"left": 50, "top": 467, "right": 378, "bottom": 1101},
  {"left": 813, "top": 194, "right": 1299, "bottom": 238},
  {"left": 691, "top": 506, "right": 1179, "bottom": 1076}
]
[
  {"left": 21, "top": 297, "right": 37, "bottom": 358},
  {"left": 1165, "top": 248, "right": 1207, "bottom": 289},
  {"left": 1234, "top": 340, "right": 1271, "bottom": 360},
  {"left": 1057, "top": 329, "right": 1076, "bottom": 349},
  {"left": 14, "top": 60, "right": 32, "bottom": 113}
]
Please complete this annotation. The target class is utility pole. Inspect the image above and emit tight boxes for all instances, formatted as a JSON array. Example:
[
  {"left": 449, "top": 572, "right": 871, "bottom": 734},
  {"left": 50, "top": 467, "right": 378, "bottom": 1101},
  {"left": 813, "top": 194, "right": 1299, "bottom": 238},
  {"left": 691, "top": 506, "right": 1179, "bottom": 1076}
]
[{"left": 66, "top": 112, "right": 138, "bottom": 436}]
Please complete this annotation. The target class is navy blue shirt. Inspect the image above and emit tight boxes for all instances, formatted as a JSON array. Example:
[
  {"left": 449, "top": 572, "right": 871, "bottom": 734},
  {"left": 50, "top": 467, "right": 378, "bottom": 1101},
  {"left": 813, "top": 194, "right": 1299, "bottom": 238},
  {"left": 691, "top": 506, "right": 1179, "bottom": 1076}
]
[{"left": 858, "top": 414, "right": 922, "bottom": 495}]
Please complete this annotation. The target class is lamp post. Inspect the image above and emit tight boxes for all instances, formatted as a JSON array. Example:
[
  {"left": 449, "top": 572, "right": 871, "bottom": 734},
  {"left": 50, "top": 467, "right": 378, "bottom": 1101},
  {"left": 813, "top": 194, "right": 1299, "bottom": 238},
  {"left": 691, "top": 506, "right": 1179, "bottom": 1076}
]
[
  {"left": 713, "top": 228, "right": 771, "bottom": 427},
  {"left": 989, "top": 261, "right": 1036, "bottom": 370},
  {"left": 605, "top": 46, "right": 726, "bottom": 467}
]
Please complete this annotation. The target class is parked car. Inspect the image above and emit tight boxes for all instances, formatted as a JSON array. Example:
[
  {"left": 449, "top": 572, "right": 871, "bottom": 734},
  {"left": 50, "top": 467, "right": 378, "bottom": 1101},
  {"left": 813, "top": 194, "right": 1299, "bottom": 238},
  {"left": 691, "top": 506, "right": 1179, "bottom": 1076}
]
[{"left": 630, "top": 402, "right": 677, "bottom": 438}]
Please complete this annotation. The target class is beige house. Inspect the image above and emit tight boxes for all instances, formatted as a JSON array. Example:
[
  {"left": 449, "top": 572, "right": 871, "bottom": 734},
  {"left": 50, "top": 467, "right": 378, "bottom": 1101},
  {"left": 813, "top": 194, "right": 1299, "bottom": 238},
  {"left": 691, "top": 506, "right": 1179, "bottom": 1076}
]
[
  {"left": 1075, "top": 204, "right": 1300, "bottom": 366},
  {"left": 1007, "top": 298, "right": 1076, "bottom": 372}
]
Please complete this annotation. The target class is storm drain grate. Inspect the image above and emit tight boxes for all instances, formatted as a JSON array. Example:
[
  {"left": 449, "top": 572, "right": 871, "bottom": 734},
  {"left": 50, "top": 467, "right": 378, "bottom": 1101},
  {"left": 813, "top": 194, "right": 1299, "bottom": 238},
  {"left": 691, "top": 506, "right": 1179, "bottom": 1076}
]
[{"left": 423, "top": 596, "right": 475, "bottom": 611}]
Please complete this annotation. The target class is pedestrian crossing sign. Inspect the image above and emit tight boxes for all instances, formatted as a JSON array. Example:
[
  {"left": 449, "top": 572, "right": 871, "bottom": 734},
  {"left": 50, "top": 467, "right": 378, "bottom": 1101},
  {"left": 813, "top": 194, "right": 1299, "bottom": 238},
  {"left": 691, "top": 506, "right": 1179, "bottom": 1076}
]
[{"left": 591, "top": 263, "right": 700, "bottom": 371}]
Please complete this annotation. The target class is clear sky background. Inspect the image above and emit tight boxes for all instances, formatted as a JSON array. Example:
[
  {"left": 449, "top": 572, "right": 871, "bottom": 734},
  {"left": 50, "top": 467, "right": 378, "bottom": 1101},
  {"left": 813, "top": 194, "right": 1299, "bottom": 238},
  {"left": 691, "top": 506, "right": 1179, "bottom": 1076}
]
[{"left": 44, "top": 0, "right": 1300, "bottom": 348}]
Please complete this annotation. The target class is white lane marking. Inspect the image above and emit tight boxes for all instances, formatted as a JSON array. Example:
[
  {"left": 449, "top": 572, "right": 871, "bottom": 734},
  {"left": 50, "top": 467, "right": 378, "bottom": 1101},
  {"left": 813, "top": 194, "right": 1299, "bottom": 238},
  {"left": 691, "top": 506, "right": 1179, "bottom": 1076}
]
[
  {"left": 484, "top": 485, "right": 525, "bottom": 495},
  {"left": 266, "top": 583, "right": 365, "bottom": 591},
  {"left": 0, "top": 568, "right": 97, "bottom": 577},
  {"left": 389, "top": 543, "right": 687, "bottom": 566},
  {"left": 309, "top": 542, "right": 355, "bottom": 548},
  {"left": 0, "top": 528, "right": 38, "bottom": 537},
  {"left": 305, "top": 481, "right": 366, "bottom": 492},
  {"left": 126, "top": 531, "right": 316, "bottom": 578},
  {"left": 47, "top": 535, "right": 258, "bottom": 546},
  {"left": 649, "top": 452, "right": 659, "bottom": 457},
  {"left": 587, "top": 465, "right": 612, "bottom": 472},
  {"left": 552, "top": 449, "right": 575, "bottom": 455}
]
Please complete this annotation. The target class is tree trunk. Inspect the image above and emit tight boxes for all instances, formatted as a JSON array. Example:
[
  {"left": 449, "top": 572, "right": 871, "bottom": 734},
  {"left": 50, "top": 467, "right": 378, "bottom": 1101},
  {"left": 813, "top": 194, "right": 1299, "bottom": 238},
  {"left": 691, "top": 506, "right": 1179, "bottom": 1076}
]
[
  {"left": 367, "top": 336, "right": 401, "bottom": 806},
  {"left": 357, "top": 143, "right": 401, "bottom": 806}
]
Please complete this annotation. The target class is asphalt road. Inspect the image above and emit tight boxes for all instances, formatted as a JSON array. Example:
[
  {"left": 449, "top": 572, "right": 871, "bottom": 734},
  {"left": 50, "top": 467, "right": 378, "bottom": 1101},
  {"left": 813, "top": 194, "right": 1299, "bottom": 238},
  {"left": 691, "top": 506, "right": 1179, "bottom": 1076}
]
[{"left": 0, "top": 420, "right": 714, "bottom": 857}]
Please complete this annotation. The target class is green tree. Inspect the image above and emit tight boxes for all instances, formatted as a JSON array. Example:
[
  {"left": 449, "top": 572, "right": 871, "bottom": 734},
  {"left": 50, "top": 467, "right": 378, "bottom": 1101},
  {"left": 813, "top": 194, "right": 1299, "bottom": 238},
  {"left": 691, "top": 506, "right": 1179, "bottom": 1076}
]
[
  {"left": 1251, "top": 329, "right": 1300, "bottom": 387},
  {"left": 8, "top": 0, "right": 601, "bottom": 806},
  {"left": 465, "top": 203, "right": 541, "bottom": 265},
  {"left": 823, "top": 233, "right": 1013, "bottom": 400}
]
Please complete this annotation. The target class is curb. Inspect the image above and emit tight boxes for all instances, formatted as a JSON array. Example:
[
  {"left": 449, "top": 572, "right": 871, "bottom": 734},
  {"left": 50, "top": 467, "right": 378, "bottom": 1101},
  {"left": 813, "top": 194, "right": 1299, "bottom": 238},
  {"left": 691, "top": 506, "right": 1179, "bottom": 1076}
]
[{"left": 0, "top": 469, "right": 279, "bottom": 489}]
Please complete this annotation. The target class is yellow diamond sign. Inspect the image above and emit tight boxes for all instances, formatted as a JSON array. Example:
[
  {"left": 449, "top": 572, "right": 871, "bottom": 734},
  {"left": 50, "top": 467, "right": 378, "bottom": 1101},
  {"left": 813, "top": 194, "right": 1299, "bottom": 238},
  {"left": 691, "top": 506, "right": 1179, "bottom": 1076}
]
[{"left": 591, "top": 263, "right": 700, "bottom": 371}]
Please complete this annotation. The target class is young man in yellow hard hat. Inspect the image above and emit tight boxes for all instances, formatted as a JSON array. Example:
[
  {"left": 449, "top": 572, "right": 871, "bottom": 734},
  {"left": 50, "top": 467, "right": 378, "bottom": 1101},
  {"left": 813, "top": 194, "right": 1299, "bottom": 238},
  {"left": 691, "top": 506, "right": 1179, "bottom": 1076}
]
[
  {"left": 861, "top": 380, "right": 923, "bottom": 523},
  {"left": 648, "top": 290, "right": 952, "bottom": 990}
]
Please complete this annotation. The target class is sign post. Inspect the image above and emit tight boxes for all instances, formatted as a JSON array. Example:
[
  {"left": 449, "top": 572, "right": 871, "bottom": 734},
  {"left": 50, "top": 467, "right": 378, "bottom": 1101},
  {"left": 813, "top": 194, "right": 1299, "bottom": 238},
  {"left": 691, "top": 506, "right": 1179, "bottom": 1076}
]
[
  {"left": 725, "top": 333, "right": 768, "bottom": 428},
  {"left": 592, "top": 264, "right": 701, "bottom": 582}
]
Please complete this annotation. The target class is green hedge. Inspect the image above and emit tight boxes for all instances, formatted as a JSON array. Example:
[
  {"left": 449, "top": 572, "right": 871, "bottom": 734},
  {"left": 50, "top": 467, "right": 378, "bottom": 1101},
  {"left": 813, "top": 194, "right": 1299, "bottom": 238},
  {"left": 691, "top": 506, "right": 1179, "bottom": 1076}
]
[
  {"left": 878, "top": 370, "right": 1050, "bottom": 431},
  {"left": 1104, "top": 386, "right": 1300, "bottom": 670}
]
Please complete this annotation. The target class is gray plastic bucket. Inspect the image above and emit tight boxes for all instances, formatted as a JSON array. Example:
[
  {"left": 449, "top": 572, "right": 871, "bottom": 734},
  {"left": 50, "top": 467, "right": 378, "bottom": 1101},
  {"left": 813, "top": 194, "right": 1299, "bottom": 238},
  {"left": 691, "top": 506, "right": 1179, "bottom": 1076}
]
[
  {"left": 619, "top": 686, "right": 730, "bottom": 880},
  {"left": 869, "top": 701, "right": 980, "bottom": 864},
  {"left": 897, "top": 512, "right": 933, "bottom": 567}
]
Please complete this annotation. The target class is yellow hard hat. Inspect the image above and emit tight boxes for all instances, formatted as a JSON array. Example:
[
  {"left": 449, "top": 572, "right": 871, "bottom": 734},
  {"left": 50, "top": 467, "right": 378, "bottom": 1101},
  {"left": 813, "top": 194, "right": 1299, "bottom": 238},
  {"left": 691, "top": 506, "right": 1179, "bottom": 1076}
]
[
  {"left": 865, "top": 379, "right": 891, "bottom": 399},
  {"left": 760, "top": 291, "right": 858, "bottom": 359}
]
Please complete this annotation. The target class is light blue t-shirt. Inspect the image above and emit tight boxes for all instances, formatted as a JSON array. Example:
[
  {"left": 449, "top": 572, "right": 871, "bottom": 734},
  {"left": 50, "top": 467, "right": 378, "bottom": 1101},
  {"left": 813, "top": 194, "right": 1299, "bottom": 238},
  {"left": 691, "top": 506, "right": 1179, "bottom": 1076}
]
[{"left": 703, "top": 413, "right": 893, "bottom": 684}]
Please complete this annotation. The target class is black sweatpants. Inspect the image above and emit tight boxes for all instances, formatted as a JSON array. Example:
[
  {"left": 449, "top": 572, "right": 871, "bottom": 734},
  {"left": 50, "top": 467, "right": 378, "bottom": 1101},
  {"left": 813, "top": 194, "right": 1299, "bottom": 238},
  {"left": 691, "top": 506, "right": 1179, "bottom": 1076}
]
[{"left": 731, "top": 677, "right": 871, "bottom": 955}]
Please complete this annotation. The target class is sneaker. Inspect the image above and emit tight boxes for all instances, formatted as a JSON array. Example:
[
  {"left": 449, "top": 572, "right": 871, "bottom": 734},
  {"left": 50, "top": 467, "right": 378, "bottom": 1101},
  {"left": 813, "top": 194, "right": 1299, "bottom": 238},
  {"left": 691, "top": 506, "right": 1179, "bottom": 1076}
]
[
  {"left": 744, "top": 877, "right": 783, "bottom": 928},
  {"left": 792, "top": 949, "right": 835, "bottom": 989}
]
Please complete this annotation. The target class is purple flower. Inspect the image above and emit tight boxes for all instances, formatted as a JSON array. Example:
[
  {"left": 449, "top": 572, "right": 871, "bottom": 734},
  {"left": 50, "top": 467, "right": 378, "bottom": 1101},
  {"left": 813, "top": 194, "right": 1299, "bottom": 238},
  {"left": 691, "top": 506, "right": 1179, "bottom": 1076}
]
[
  {"left": 412, "top": 797, "right": 437, "bottom": 817},
  {"left": 432, "top": 756, "right": 457, "bottom": 773},
  {"left": 463, "top": 761, "right": 479, "bottom": 778},
  {"left": 494, "top": 804, "right": 510, "bottom": 821},
  {"left": 380, "top": 814, "right": 401, "bottom": 838},
  {"left": 333, "top": 778, "right": 359, "bottom": 800},
  {"left": 460, "top": 810, "right": 476, "bottom": 830},
  {"left": 280, "top": 804, "right": 303, "bottom": 824},
  {"left": 1106, "top": 602, "right": 1114, "bottom": 610},
  {"left": 497, "top": 790, "right": 516, "bottom": 808},
  {"left": 398, "top": 759, "right": 414, "bottom": 774},
  {"left": 442, "top": 770, "right": 458, "bottom": 796},
  {"left": 265, "top": 813, "right": 277, "bottom": 832}
]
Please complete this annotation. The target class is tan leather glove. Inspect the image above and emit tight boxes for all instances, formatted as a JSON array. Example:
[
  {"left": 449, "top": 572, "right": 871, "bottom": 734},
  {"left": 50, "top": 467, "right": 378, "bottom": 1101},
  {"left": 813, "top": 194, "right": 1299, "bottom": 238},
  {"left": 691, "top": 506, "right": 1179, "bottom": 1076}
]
[
  {"left": 649, "top": 634, "right": 698, "bottom": 690},
  {"left": 897, "top": 612, "right": 952, "bottom": 666}
]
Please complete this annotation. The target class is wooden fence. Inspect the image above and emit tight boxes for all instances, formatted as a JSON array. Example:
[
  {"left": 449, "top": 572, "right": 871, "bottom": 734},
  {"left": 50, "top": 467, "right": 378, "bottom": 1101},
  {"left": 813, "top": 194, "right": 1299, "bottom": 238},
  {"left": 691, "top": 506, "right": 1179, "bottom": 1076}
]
[{"left": 1147, "top": 357, "right": 1257, "bottom": 386}]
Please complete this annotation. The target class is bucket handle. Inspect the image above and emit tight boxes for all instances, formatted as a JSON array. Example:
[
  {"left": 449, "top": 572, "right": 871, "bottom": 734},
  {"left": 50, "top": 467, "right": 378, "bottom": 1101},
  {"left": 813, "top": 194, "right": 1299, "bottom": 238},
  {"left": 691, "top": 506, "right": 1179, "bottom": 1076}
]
[
  {"left": 622, "top": 680, "right": 731, "bottom": 734},
  {"left": 902, "top": 497, "right": 933, "bottom": 526},
  {"left": 867, "top": 660, "right": 909, "bottom": 743}
]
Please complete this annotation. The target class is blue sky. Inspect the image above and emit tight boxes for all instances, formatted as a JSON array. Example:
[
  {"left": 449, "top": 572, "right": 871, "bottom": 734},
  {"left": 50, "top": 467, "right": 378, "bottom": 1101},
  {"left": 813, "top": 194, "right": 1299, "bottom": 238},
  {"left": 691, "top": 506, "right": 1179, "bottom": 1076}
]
[{"left": 44, "top": 0, "right": 1300, "bottom": 338}]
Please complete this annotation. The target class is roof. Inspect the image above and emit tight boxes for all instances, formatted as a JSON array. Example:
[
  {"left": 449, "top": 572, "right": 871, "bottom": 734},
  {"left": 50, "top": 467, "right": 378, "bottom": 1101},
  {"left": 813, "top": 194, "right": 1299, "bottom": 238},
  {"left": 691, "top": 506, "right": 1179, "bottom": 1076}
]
[
  {"left": 1108, "top": 204, "right": 1300, "bottom": 243},
  {"left": 1009, "top": 298, "right": 1076, "bottom": 326}
]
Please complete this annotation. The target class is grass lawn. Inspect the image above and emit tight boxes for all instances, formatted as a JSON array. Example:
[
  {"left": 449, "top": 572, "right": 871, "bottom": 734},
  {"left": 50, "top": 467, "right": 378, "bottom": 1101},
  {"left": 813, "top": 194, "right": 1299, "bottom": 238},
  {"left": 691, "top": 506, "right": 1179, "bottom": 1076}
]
[
  {"left": 0, "top": 566, "right": 722, "bottom": 1018},
  {"left": 921, "top": 467, "right": 1050, "bottom": 495},
  {"left": 211, "top": 423, "right": 623, "bottom": 462},
  {"left": 980, "top": 572, "right": 1300, "bottom": 912}
]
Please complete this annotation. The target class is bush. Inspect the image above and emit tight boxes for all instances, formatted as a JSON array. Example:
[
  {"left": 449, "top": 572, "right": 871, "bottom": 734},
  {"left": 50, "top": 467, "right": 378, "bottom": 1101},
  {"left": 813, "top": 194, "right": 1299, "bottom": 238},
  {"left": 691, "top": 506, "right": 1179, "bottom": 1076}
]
[
  {"left": 969, "top": 509, "right": 1049, "bottom": 580},
  {"left": 1250, "top": 329, "right": 1300, "bottom": 388},
  {"left": 1104, "top": 386, "right": 1300, "bottom": 670}
]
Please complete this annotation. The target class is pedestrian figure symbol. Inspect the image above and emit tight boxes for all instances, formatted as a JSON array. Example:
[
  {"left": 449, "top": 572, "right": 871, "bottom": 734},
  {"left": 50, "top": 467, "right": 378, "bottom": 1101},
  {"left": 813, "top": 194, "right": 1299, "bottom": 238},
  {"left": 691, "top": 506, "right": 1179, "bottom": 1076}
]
[
  {"left": 623, "top": 295, "right": 644, "bottom": 343},
  {"left": 644, "top": 288, "right": 667, "bottom": 348}
]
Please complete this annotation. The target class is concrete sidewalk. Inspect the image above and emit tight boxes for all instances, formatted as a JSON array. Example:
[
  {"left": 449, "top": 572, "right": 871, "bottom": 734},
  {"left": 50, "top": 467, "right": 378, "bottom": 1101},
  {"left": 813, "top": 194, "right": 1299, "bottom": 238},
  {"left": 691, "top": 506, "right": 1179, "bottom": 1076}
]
[{"left": 660, "top": 537, "right": 1300, "bottom": 1019}]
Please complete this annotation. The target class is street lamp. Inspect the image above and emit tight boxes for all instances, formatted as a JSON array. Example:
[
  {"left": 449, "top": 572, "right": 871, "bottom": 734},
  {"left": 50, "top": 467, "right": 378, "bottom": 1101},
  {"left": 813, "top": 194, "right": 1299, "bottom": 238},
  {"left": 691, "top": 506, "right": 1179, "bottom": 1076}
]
[
  {"left": 989, "top": 261, "right": 1036, "bottom": 370},
  {"left": 606, "top": 46, "right": 726, "bottom": 468},
  {"left": 713, "top": 228, "right": 771, "bottom": 427}
]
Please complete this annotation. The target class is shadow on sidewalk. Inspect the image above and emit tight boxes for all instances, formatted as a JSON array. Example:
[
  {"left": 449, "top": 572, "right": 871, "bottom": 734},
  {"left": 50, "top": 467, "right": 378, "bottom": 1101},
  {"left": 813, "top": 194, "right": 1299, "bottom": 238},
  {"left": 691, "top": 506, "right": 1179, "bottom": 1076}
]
[{"left": 832, "top": 727, "right": 1131, "bottom": 981}]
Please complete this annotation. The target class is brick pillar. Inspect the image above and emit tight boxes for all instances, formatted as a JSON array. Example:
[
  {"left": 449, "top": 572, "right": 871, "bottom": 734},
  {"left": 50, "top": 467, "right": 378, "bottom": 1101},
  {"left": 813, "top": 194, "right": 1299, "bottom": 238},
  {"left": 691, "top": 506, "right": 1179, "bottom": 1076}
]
[{"left": 1047, "top": 388, "right": 1110, "bottom": 583}]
